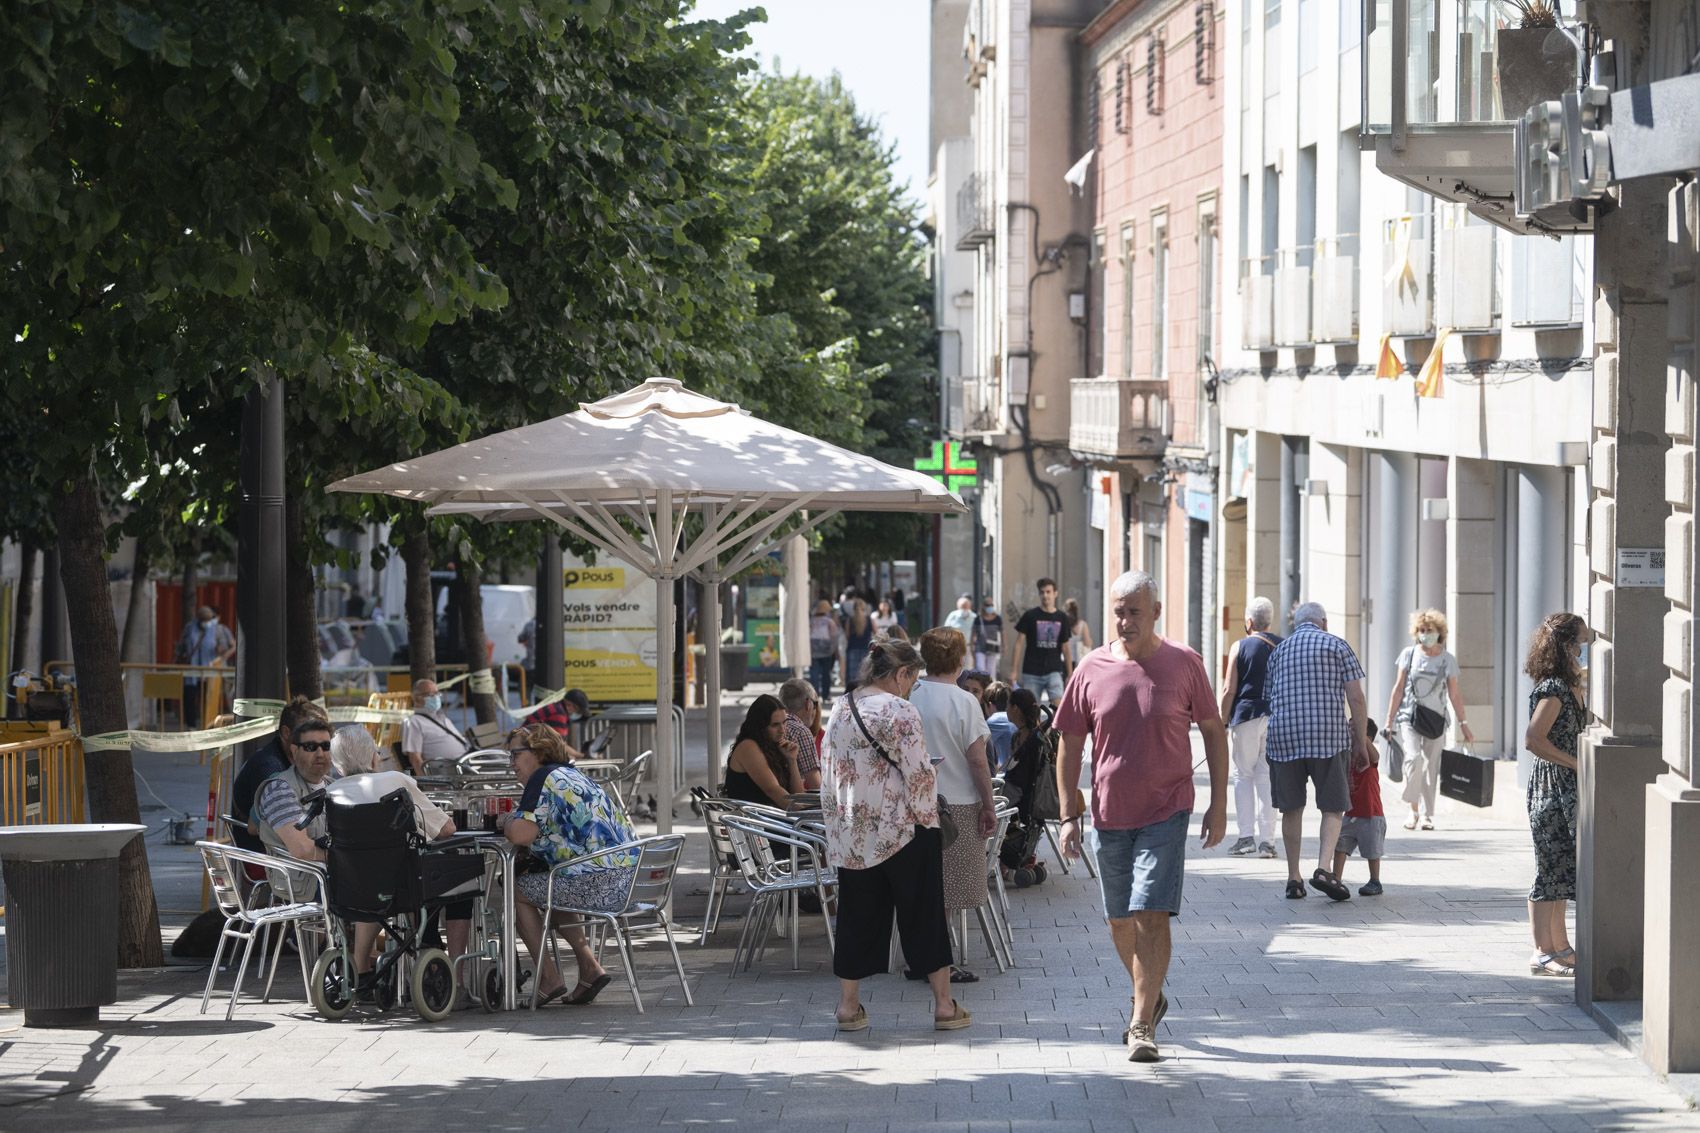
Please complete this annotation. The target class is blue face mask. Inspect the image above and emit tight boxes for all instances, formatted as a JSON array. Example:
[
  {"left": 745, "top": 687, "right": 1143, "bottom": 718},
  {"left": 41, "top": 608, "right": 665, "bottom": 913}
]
[
  {"left": 423, "top": 694, "right": 443, "bottom": 712},
  {"left": 1576, "top": 643, "right": 1590, "bottom": 671}
]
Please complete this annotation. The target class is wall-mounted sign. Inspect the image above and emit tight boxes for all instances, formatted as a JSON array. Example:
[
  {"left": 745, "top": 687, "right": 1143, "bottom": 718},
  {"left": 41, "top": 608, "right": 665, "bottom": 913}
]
[
  {"left": 914, "top": 441, "right": 978, "bottom": 494},
  {"left": 1616, "top": 547, "right": 1665, "bottom": 589}
]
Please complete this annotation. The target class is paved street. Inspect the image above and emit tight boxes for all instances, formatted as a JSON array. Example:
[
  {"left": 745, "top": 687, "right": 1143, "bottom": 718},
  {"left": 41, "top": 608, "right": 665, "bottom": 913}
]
[{"left": 3, "top": 731, "right": 1697, "bottom": 1131}]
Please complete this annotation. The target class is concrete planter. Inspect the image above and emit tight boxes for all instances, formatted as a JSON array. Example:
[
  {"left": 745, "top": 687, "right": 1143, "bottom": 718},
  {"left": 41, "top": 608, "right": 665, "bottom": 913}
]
[{"left": 1496, "top": 26, "right": 1579, "bottom": 120}]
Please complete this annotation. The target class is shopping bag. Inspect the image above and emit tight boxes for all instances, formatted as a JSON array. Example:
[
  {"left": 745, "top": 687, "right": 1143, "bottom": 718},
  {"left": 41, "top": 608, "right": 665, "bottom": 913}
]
[
  {"left": 1439, "top": 746, "right": 1494, "bottom": 807},
  {"left": 1383, "top": 733, "right": 1405, "bottom": 783}
]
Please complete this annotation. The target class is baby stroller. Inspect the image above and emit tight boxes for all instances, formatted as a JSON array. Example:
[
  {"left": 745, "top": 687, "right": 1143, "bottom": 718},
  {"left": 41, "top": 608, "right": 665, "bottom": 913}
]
[
  {"left": 999, "top": 726, "right": 1061, "bottom": 887},
  {"left": 298, "top": 782, "right": 484, "bottom": 1021}
]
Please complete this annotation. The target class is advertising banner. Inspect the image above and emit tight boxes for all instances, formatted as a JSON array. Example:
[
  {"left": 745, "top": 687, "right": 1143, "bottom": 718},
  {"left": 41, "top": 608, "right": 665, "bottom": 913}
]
[
  {"left": 562, "top": 554, "right": 657, "bottom": 703},
  {"left": 743, "top": 554, "right": 786, "bottom": 674}
]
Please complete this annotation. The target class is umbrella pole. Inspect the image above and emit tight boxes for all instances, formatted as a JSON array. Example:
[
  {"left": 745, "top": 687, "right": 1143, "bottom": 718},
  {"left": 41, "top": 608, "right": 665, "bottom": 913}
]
[
  {"left": 654, "top": 491, "right": 677, "bottom": 836},
  {"left": 702, "top": 569, "right": 723, "bottom": 794}
]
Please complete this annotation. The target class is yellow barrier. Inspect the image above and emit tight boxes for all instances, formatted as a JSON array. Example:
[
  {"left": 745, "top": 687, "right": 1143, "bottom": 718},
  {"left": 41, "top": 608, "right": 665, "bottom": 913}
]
[{"left": 0, "top": 726, "right": 86, "bottom": 826}]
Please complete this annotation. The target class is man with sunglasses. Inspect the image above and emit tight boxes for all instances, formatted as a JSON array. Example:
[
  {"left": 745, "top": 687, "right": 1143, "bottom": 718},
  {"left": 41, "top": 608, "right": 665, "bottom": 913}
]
[{"left": 253, "top": 719, "right": 341, "bottom": 861}]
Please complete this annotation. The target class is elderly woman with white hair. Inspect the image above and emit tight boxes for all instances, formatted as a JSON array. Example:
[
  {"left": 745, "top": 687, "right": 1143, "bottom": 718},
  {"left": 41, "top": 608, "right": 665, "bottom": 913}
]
[{"left": 1217, "top": 597, "right": 1282, "bottom": 859}]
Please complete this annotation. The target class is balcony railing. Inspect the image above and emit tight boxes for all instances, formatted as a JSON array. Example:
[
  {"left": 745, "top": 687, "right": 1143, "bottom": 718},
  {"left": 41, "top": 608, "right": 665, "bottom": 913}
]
[
  {"left": 948, "top": 375, "right": 1001, "bottom": 437},
  {"left": 956, "top": 172, "right": 994, "bottom": 250},
  {"left": 1312, "top": 234, "right": 1360, "bottom": 344},
  {"left": 1240, "top": 256, "right": 1275, "bottom": 350},
  {"left": 1069, "top": 378, "right": 1169, "bottom": 462},
  {"left": 1273, "top": 246, "right": 1313, "bottom": 347},
  {"left": 1434, "top": 210, "right": 1498, "bottom": 330},
  {"left": 1382, "top": 212, "right": 1434, "bottom": 337}
]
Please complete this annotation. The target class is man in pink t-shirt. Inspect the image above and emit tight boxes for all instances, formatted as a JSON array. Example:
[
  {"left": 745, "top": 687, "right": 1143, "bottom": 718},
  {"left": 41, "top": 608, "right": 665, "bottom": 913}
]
[{"left": 1053, "top": 570, "right": 1228, "bottom": 1063}]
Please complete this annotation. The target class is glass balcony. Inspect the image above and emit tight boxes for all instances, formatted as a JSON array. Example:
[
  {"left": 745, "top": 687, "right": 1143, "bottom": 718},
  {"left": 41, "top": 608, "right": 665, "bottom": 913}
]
[
  {"left": 1361, "top": 0, "right": 1589, "bottom": 234},
  {"left": 1240, "top": 256, "right": 1276, "bottom": 351},
  {"left": 1312, "top": 233, "right": 1360, "bottom": 344},
  {"left": 1273, "top": 246, "right": 1314, "bottom": 347}
]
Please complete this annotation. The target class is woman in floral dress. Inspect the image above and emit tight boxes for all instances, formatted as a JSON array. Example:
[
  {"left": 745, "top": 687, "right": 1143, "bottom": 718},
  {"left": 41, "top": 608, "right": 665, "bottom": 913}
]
[
  {"left": 1522, "top": 613, "right": 1591, "bottom": 977},
  {"left": 502, "top": 724, "right": 636, "bottom": 1005},
  {"left": 820, "top": 637, "right": 970, "bottom": 1033}
]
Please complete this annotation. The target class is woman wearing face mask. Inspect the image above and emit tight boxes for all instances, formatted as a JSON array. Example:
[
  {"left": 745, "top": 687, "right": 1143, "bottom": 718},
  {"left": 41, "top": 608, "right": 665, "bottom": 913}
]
[
  {"left": 1521, "top": 613, "right": 1591, "bottom": 977},
  {"left": 1383, "top": 609, "right": 1473, "bottom": 830}
]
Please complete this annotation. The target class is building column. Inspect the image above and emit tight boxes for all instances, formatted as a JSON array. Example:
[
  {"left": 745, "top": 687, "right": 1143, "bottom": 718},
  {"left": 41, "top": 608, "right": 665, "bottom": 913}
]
[
  {"left": 1279, "top": 436, "right": 1305, "bottom": 628},
  {"left": 1307, "top": 443, "right": 1363, "bottom": 649},
  {"left": 1513, "top": 465, "right": 1568, "bottom": 762},
  {"left": 1369, "top": 452, "right": 1418, "bottom": 720},
  {"left": 1642, "top": 179, "right": 1700, "bottom": 1073},
  {"left": 1249, "top": 432, "right": 1283, "bottom": 609},
  {"left": 1577, "top": 180, "right": 1672, "bottom": 1020},
  {"left": 1448, "top": 459, "right": 1498, "bottom": 750}
]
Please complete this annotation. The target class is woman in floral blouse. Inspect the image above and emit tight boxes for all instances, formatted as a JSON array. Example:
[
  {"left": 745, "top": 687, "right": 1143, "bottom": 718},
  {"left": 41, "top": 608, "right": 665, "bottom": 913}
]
[
  {"left": 821, "top": 637, "right": 971, "bottom": 1033},
  {"left": 502, "top": 724, "right": 635, "bottom": 1006}
]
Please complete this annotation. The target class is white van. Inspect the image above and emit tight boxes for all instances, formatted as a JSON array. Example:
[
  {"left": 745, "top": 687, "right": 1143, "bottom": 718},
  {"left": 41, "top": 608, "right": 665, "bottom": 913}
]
[{"left": 436, "top": 584, "right": 536, "bottom": 669}]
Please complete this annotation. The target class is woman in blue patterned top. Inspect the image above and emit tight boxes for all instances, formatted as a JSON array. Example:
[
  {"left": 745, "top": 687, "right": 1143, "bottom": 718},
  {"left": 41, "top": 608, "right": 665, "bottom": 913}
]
[{"left": 501, "top": 723, "right": 636, "bottom": 1005}]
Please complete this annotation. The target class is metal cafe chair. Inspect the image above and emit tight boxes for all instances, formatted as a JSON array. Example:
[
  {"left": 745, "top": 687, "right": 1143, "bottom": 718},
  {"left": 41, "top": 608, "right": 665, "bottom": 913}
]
[
  {"left": 196, "top": 841, "right": 329, "bottom": 1019},
  {"left": 537, "top": 834, "right": 693, "bottom": 1014},
  {"left": 719, "top": 813, "right": 836, "bottom": 973}
]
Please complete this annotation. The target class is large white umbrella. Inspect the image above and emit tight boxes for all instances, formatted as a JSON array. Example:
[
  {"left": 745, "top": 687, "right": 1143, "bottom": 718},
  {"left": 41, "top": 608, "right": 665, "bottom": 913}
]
[{"left": 329, "top": 378, "right": 965, "bottom": 830}]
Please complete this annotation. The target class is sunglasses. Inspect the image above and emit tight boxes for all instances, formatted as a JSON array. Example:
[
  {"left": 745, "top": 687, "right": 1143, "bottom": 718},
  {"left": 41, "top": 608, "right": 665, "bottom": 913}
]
[
  {"left": 297, "top": 741, "right": 333, "bottom": 753},
  {"left": 507, "top": 747, "right": 533, "bottom": 757}
]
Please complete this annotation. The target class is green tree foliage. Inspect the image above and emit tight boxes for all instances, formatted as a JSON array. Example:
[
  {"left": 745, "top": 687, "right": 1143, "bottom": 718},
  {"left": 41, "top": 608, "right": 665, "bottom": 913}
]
[{"left": 736, "top": 70, "right": 938, "bottom": 561}]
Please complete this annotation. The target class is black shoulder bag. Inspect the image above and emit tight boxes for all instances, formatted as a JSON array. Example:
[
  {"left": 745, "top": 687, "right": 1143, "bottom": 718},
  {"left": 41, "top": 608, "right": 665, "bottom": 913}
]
[
  {"left": 1404, "top": 650, "right": 1448, "bottom": 739},
  {"left": 846, "top": 691, "right": 958, "bottom": 849}
]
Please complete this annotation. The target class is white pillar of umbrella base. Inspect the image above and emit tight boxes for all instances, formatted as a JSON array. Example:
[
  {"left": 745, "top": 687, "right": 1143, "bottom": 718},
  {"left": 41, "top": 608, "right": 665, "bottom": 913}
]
[
  {"left": 702, "top": 569, "right": 723, "bottom": 795},
  {"left": 654, "top": 567, "right": 676, "bottom": 836}
]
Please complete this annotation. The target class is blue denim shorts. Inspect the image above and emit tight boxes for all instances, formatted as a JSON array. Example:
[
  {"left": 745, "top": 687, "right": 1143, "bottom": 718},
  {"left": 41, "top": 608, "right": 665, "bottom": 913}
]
[{"left": 1089, "top": 808, "right": 1190, "bottom": 919}]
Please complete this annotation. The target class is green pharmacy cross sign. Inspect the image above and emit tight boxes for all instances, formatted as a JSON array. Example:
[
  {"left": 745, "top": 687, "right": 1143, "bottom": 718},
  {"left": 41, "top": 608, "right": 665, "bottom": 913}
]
[{"left": 914, "top": 441, "right": 978, "bottom": 494}]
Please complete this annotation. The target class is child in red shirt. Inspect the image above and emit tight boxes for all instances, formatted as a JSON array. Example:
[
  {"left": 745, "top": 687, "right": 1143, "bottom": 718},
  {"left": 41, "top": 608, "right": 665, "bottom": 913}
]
[{"left": 1333, "top": 719, "right": 1387, "bottom": 896}]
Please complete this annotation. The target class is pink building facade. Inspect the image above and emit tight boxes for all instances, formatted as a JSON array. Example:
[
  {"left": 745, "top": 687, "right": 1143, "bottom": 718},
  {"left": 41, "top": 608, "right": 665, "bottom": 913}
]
[{"left": 1072, "top": 0, "right": 1227, "bottom": 674}]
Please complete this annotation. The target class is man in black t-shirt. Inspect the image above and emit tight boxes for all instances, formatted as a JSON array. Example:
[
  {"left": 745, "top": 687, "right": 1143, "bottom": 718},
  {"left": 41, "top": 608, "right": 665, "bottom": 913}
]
[{"left": 1009, "top": 577, "right": 1075, "bottom": 704}]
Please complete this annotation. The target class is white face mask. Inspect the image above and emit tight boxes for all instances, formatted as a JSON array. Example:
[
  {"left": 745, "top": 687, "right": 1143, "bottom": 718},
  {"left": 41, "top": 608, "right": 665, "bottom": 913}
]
[
  {"left": 1417, "top": 632, "right": 1439, "bottom": 647},
  {"left": 423, "top": 694, "right": 443, "bottom": 712}
]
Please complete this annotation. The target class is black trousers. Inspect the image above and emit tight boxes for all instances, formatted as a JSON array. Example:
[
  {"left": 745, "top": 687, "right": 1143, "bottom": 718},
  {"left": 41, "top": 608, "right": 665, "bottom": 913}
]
[{"left": 832, "top": 825, "right": 953, "bottom": 981}]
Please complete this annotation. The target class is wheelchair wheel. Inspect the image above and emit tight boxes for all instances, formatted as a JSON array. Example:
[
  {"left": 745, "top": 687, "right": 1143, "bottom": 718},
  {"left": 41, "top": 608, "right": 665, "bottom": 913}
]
[
  {"left": 477, "top": 965, "right": 504, "bottom": 1013},
  {"left": 1012, "top": 866, "right": 1036, "bottom": 888},
  {"left": 310, "top": 949, "right": 356, "bottom": 1021},
  {"left": 1032, "top": 862, "right": 1049, "bottom": 884},
  {"left": 412, "top": 948, "right": 457, "bottom": 1022}
]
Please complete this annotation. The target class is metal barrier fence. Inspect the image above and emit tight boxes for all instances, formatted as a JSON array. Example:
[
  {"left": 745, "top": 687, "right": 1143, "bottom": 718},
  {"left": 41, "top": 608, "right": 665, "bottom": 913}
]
[
  {"left": 580, "top": 703, "right": 687, "bottom": 800},
  {"left": 0, "top": 725, "right": 86, "bottom": 826}
]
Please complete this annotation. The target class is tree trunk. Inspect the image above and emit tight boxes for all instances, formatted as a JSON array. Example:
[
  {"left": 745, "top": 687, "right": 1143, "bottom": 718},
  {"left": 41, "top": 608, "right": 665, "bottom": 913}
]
[
  {"left": 118, "top": 536, "right": 152, "bottom": 664},
  {"left": 284, "top": 490, "right": 323, "bottom": 700},
  {"left": 401, "top": 526, "right": 435, "bottom": 684},
  {"left": 9, "top": 536, "right": 37, "bottom": 718},
  {"left": 54, "top": 475, "right": 164, "bottom": 968},
  {"left": 454, "top": 560, "right": 499, "bottom": 725},
  {"left": 180, "top": 542, "right": 199, "bottom": 632}
]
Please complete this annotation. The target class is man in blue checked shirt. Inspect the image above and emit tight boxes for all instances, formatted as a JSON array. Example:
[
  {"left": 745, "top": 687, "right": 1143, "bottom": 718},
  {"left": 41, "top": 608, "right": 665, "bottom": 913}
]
[{"left": 1264, "top": 602, "right": 1372, "bottom": 902}]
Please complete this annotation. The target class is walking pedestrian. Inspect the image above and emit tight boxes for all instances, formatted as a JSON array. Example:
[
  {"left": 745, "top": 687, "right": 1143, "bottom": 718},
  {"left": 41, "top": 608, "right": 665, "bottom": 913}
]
[
  {"left": 1009, "top": 577, "right": 1074, "bottom": 704},
  {"left": 1522, "top": 612, "right": 1590, "bottom": 977},
  {"left": 1219, "top": 596, "right": 1281, "bottom": 859},
  {"left": 1264, "top": 602, "right": 1369, "bottom": 902},
  {"left": 843, "top": 598, "right": 874, "bottom": 688},
  {"left": 943, "top": 595, "right": 976, "bottom": 642},
  {"left": 1053, "top": 570, "right": 1228, "bottom": 1062},
  {"left": 1384, "top": 608, "right": 1474, "bottom": 831},
  {"left": 821, "top": 638, "right": 971, "bottom": 1032},
  {"left": 971, "top": 600, "right": 1004, "bottom": 677},
  {"left": 1332, "top": 718, "right": 1388, "bottom": 896},
  {"left": 1063, "top": 598, "right": 1095, "bottom": 666},
  {"left": 808, "top": 599, "right": 843, "bottom": 698}
]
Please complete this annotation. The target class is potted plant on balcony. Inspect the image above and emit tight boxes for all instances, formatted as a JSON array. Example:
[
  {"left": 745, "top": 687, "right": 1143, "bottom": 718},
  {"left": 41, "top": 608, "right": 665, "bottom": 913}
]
[{"left": 1496, "top": 0, "right": 1580, "bottom": 121}]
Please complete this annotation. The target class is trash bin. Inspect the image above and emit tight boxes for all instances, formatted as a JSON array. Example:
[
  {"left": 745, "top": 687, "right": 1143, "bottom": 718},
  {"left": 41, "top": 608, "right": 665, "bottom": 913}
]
[
  {"left": 721, "top": 645, "right": 750, "bottom": 691},
  {"left": 0, "top": 823, "right": 145, "bottom": 1027}
]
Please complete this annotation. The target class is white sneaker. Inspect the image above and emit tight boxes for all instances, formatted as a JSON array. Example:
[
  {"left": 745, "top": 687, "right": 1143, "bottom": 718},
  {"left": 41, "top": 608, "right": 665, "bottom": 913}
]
[{"left": 1125, "top": 1020, "right": 1160, "bottom": 1062}]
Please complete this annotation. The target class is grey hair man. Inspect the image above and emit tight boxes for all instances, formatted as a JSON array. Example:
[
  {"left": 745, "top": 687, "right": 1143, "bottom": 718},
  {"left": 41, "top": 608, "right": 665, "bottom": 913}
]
[
  {"left": 777, "top": 676, "right": 823, "bottom": 790},
  {"left": 1053, "top": 570, "right": 1228, "bottom": 1062},
  {"left": 1219, "top": 597, "right": 1283, "bottom": 858},
  {"left": 1263, "top": 601, "right": 1371, "bottom": 902},
  {"left": 402, "top": 678, "right": 470, "bottom": 776}
]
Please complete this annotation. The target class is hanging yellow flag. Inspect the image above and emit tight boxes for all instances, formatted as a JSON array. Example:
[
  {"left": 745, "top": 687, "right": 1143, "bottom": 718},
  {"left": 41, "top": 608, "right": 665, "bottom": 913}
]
[
  {"left": 1376, "top": 333, "right": 1402, "bottom": 380},
  {"left": 1416, "top": 328, "right": 1450, "bottom": 398}
]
